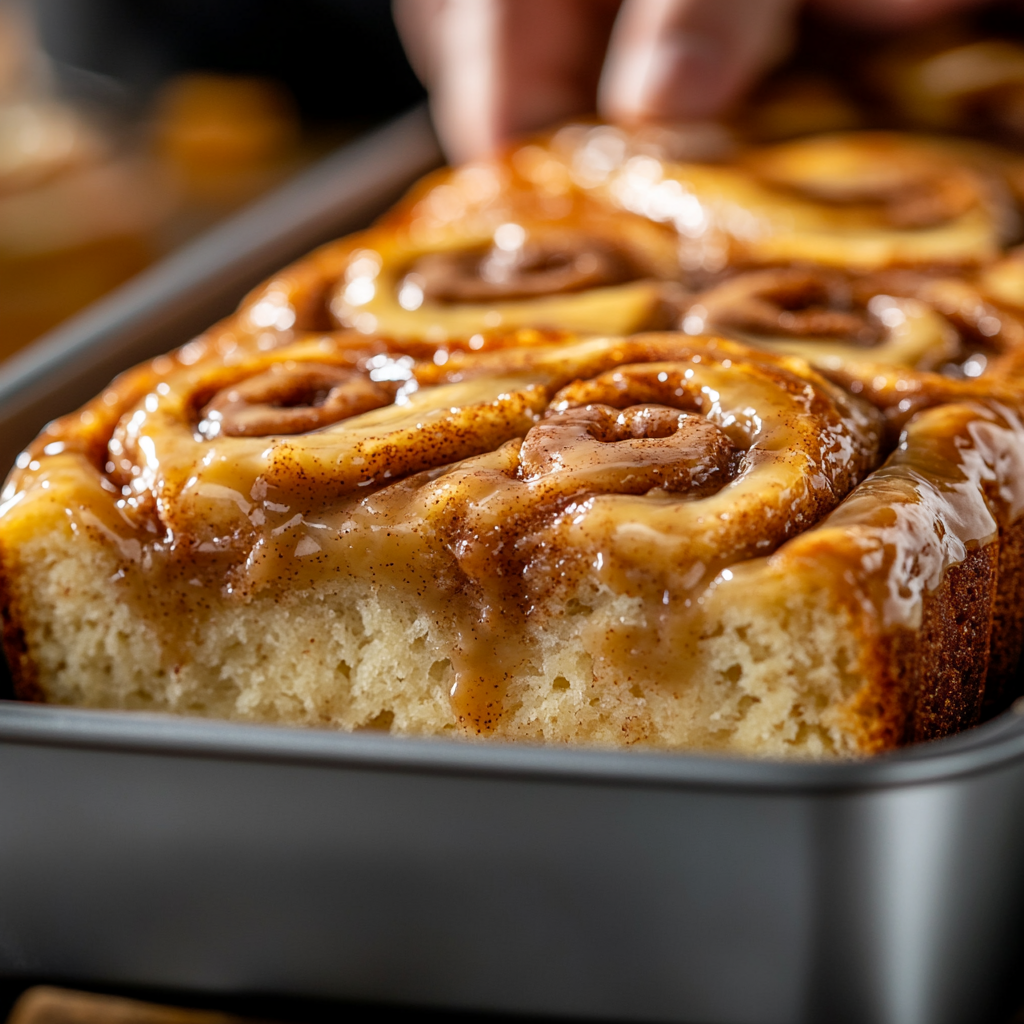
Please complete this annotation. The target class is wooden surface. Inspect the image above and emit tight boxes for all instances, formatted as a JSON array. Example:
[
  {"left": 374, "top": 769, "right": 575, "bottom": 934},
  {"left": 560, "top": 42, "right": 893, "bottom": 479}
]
[
  {"left": 8, "top": 989, "right": 257, "bottom": 1024},
  {"left": 6, "top": 984, "right": 1024, "bottom": 1024}
]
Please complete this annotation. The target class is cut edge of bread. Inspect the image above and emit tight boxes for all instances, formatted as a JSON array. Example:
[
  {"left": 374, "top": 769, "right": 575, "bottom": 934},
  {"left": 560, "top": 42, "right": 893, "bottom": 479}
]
[{"left": 1, "top": 504, "right": 973, "bottom": 759}]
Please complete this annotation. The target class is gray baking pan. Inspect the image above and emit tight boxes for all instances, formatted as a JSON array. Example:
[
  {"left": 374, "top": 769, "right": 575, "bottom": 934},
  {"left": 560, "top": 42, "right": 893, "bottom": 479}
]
[{"left": 1, "top": 106, "right": 1024, "bottom": 1024}]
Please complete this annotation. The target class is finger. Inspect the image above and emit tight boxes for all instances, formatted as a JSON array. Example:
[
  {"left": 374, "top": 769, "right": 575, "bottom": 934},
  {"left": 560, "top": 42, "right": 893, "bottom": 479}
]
[
  {"left": 394, "top": 0, "right": 620, "bottom": 163},
  {"left": 810, "top": 0, "right": 990, "bottom": 29},
  {"left": 392, "top": 0, "right": 446, "bottom": 86},
  {"left": 393, "top": 0, "right": 500, "bottom": 161},
  {"left": 599, "top": 0, "right": 799, "bottom": 124}
]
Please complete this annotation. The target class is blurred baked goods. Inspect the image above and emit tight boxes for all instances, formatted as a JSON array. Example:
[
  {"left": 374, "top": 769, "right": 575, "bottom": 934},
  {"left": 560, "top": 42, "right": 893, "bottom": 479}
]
[
  {"left": 871, "top": 29, "right": 1024, "bottom": 141},
  {"left": 739, "top": 75, "right": 864, "bottom": 142},
  {"left": 0, "top": 6, "right": 161, "bottom": 355},
  {"left": 150, "top": 73, "right": 304, "bottom": 244},
  {"left": 0, "top": 99, "right": 170, "bottom": 359},
  {"left": 0, "top": 0, "right": 311, "bottom": 360}
]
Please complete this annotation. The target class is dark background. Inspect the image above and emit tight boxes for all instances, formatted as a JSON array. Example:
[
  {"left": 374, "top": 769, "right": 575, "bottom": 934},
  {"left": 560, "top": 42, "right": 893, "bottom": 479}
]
[{"left": 30, "top": 0, "right": 425, "bottom": 125}]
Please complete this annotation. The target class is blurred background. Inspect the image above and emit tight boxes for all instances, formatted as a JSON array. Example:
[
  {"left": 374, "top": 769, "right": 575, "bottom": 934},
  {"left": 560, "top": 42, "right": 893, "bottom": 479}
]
[
  {"left": 9, "top": 0, "right": 1024, "bottom": 368},
  {"left": 0, "top": 0, "right": 423, "bottom": 362}
]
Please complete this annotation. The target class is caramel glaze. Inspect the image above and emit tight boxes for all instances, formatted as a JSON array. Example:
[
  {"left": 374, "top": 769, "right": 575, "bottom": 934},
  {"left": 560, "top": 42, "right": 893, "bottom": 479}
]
[
  {"left": 9, "top": 325, "right": 1024, "bottom": 743},
  {"left": 535, "top": 127, "right": 1016, "bottom": 271},
  {"left": 686, "top": 266, "right": 1024, "bottom": 381},
  {"left": 320, "top": 182, "right": 686, "bottom": 342},
  {"left": 692, "top": 268, "right": 885, "bottom": 346},
  {"left": 743, "top": 134, "right": 990, "bottom": 230},
  {"left": 159, "top": 126, "right": 1023, "bottom": 380},
  {"left": 200, "top": 362, "right": 396, "bottom": 437},
  {"left": 3, "top": 333, "right": 895, "bottom": 733},
  {"left": 755, "top": 400, "right": 1024, "bottom": 747},
  {"left": 410, "top": 236, "right": 645, "bottom": 304}
]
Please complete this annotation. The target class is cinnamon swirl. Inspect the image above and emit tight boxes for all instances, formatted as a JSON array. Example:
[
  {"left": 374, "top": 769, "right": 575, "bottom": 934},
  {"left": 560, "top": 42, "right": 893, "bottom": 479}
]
[
  {"left": 541, "top": 126, "right": 1015, "bottom": 272},
  {"left": 196, "top": 125, "right": 1022, "bottom": 370},
  {"left": 871, "top": 33, "right": 1024, "bottom": 143},
  {"left": 6, "top": 117, "right": 1024, "bottom": 756},
  {"left": 257, "top": 171, "right": 683, "bottom": 347},
  {"left": 684, "top": 266, "right": 1024, "bottom": 382},
  {"left": 3, "top": 329, "right": 1023, "bottom": 756}
]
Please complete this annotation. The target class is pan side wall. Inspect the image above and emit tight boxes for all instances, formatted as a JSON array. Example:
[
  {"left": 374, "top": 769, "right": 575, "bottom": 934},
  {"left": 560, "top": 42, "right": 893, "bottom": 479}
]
[
  {"left": 0, "top": 739, "right": 1022, "bottom": 1022},
  {"left": 0, "top": 741, "right": 812, "bottom": 1023}
]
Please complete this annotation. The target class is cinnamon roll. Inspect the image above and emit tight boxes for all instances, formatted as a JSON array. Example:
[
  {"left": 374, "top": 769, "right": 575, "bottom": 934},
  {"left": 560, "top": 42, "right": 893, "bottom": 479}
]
[
  {"left": 196, "top": 125, "right": 1021, "bottom": 371},
  {"left": 542, "top": 125, "right": 1014, "bottom": 271},
  {"left": 685, "top": 266, "right": 1024, "bottom": 381},
  {"left": 4, "top": 330, "right": 1023, "bottom": 756},
  {"left": 7, "top": 113, "right": 1024, "bottom": 756},
  {"left": 249, "top": 172, "right": 683, "bottom": 349},
  {"left": 871, "top": 33, "right": 1024, "bottom": 143}
]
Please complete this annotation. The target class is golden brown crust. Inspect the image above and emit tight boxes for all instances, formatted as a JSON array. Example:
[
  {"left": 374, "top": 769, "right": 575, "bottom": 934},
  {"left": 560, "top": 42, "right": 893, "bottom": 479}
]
[
  {"left": 986, "top": 517, "right": 1024, "bottom": 714},
  {"left": 905, "top": 546, "right": 996, "bottom": 743},
  {"left": 7, "top": 122, "right": 1024, "bottom": 754},
  {"left": 0, "top": 543, "right": 43, "bottom": 704}
]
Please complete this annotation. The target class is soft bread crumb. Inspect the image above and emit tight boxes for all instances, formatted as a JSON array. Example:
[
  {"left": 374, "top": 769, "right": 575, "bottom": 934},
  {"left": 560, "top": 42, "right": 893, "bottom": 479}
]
[{"left": 5, "top": 524, "right": 872, "bottom": 758}]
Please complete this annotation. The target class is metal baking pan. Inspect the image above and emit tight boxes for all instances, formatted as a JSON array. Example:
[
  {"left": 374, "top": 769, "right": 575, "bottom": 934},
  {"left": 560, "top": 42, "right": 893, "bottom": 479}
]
[{"left": 2, "top": 105, "right": 1024, "bottom": 1024}]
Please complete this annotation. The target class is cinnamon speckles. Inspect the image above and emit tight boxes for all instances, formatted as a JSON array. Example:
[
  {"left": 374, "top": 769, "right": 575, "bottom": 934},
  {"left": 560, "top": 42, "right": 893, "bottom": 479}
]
[
  {"left": 5, "top": 327, "right": 1022, "bottom": 743},
  {"left": 199, "top": 363, "right": 395, "bottom": 438},
  {"left": 519, "top": 404, "right": 740, "bottom": 496}
]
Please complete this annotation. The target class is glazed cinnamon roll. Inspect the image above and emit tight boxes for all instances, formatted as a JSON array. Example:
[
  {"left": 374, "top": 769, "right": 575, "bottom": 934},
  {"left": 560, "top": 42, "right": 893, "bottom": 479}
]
[
  {"left": 8, "top": 110, "right": 1024, "bottom": 756},
  {"left": 193, "top": 124, "right": 1021, "bottom": 371},
  {"left": 871, "top": 32, "right": 1024, "bottom": 143},
  {"left": 244, "top": 170, "right": 684, "bottom": 349},
  {"left": 4, "top": 330, "right": 1023, "bottom": 756},
  {"left": 540, "top": 125, "right": 1015, "bottom": 271},
  {"left": 685, "top": 266, "right": 1024, "bottom": 381}
]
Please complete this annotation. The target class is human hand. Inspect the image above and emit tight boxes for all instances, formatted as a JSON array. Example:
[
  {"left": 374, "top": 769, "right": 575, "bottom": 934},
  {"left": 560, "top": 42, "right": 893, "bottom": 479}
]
[{"left": 394, "top": 0, "right": 991, "bottom": 162}]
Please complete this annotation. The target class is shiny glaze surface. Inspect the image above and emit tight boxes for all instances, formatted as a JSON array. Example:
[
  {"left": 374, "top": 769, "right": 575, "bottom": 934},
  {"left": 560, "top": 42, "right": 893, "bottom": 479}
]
[
  {"left": 1, "top": 333, "right": 883, "bottom": 729},
  {"left": 686, "top": 266, "right": 1024, "bottom": 381},
  {"left": 6, "top": 324, "right": 1024, "bottom": 736},
  {"left": 535, "top": 127, "right": 1011, "bottom": 271},
  {"left": 170, "top": 125, "right": 1024, "bottom": 374},
  {"left": 8, "top": 122, "right": 1024, "bottom": 744}
]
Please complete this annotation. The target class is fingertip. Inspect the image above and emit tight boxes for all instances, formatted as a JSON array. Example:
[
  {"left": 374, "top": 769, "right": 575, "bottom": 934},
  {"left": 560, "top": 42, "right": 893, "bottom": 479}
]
[
  {"left": 600, "top": 0, "right": 796, "bottom": 125},
  {"left": 415, "top": 0, "right": 504, "bottom": 163},
  {"left": 601, "top": 31, "right": 734, "bottom": 123}
]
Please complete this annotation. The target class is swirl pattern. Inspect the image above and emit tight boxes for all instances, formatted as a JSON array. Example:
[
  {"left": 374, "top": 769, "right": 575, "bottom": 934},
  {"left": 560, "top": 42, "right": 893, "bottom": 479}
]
[
  {"left": 5, "top": 325, "right": 1024, "bottom": 755},
  {"left": 168, "top": 124, "right": 1023, "bottom": 373},
  {"left": 7, "top": 118, "right": 1024, "bottom": 757},
  {"left": 198, "top": 362, "right": 397, "bottom": 438},
  {"left": 684, "top": 266, "right": 1024, "bottom": 383}
]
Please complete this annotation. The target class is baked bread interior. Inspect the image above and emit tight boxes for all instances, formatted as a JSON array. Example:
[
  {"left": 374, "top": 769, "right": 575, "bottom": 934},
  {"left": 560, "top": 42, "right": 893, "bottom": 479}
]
[
  {"left": 5, "top": 109, "right": 1024, "bottom": 756},
  {"left": 3, "top": 328, "right": 1023, "bottom": 756}
]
